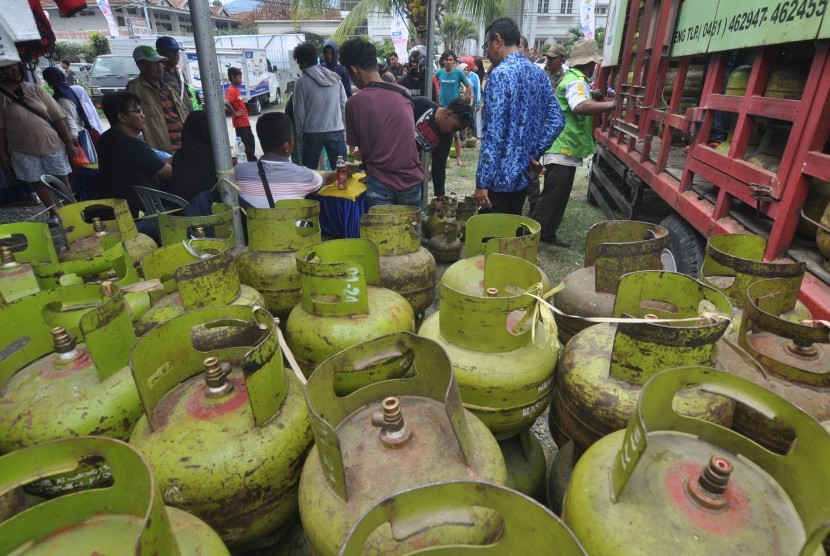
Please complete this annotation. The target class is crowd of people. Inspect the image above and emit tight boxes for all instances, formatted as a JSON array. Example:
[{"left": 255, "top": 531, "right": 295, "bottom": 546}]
[{"left": 0, "top": 18, "right": 613, "bottom": 248}]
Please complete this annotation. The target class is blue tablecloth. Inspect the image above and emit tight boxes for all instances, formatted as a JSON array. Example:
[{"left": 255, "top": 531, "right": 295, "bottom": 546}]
[{"left": 308, "top": 176, "right": 368, "bottom": 238}]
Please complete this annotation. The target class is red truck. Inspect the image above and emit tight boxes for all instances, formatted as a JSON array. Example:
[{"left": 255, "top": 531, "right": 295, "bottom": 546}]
[{"left": 590, "top": 0, "right": 830, "bottom": 318}]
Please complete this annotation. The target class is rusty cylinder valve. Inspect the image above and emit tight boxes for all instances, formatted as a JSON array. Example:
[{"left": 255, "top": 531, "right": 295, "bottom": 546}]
[
  {"left": 372, "top": 397, "right": 412, "bottom": 447},
  {"left": 51, "top": 327, "right": 79, "bottom": 360},
  {"left": 203, "top": 356, "right": 234, "bottom": 398},
  {"left": 92, "top": 218, "right": 106, "bottom": 235},
  {"left": 0, "top": 245, "right": 17, "bottom": 267},
  {"left": 193, "top": 226, "right": 206, "bottom": 239},
  {"left": 686, "top": 455, "right": 733, "bottom": 510}
]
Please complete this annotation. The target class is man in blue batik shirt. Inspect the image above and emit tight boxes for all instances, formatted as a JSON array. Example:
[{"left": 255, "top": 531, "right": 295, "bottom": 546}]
[{"left": 475, "top": 17, "right": 564, "bottom": 215}]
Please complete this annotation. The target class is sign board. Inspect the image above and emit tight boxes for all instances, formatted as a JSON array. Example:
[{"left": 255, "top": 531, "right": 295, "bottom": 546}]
[
  {"left": 603, "top": 0, "right": 630, "bottom": 66},
  {"left": 671, "top": 0, "right": 830, "bottom": 56},
  {"left": 127, "top": 17, "right": 150, "bottom": 37}
]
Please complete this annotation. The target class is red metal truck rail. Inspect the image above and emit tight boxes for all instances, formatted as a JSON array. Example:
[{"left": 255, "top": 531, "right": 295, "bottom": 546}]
[{"left": 593, "top": 0, "right": 830, "bottom": 318}]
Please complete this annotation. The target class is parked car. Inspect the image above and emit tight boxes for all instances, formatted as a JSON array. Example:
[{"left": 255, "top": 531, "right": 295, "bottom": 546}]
[
  {"left": 88, "top": 55, "right": 138, "bottom": 107},
  {"left": 68, "top": 63, "right": 92, "bottom": 84}
]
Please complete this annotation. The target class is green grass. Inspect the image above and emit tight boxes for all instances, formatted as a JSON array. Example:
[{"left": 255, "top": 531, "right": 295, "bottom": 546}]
[{"left": 442, "top": 144, "right": 605, "bottom": 286}]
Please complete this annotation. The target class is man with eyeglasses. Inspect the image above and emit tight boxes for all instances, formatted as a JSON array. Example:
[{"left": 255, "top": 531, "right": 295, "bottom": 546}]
[
  {"left": 476, "top": 17, "right": 564, "bottom": 215},
  {"left": 96, "top": 91, "right": 171, "bottom": 242}
]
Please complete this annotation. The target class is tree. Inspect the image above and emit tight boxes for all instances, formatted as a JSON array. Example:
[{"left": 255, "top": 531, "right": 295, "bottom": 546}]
[
  {"left": 81, "top": 32, "right": 110, "bottom": 62},
  {"left": 53, "top": 41, "right": 84, "bottom": 63},
  {"left": 291, "top": 0, "right": 519, "bottom": 45},
  {"left": 439, "top": 15, "right": 475, "bottom": 53},
  {"left": 563, "top": 26, "right": 605, "bottom": 55}
]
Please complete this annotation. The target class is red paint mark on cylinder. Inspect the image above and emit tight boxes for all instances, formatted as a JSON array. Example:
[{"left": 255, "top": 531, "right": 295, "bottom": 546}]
[
  {"left": 664, "top": 461, "right": 751, "bottom": 536},
  {"left": 39, "top": 351, "right": 94, "bottom": 379},
  {"left": 185, "top": 376, "right": 249, "bottom": 420}
]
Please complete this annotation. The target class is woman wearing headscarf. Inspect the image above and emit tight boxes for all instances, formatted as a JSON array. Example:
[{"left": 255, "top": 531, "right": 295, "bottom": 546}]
[
  {"left": 171, "top": 110, "right": 217, "bottom": 216},
  {"left": 42, "top": 66, "right": 97, "bottom": 164}
]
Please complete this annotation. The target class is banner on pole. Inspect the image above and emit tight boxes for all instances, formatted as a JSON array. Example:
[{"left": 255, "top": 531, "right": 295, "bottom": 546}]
[
  {"left": 96, "top": 0, "right": 120, "bottom": 37},
  {"left": 391, "top": 9, "right": 410, "bottom": 63},
  {"left": 580, "top": 0, "right": 596, "bottom": 40}
]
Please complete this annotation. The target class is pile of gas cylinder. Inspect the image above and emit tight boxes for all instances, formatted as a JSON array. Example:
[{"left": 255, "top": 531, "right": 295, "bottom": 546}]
[{"left": 0, "top": 197, "right": 828, "bottom": 555}]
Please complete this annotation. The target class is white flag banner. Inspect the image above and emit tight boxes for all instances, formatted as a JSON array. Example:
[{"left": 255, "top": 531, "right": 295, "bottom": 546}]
[
  {"left": 580, "top": 0, "right": 596, "bottom": 40},
  {"left": 391, "top": 9, "right": 409, "bottom": 63},
  {"left": 97, "top": 0, "right": 120, "bottom": 37}
]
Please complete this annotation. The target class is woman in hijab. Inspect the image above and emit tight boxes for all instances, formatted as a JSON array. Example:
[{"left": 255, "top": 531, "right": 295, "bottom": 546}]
[
  {"left": 42, "top": 66, "right": 97, "bottom": 164},
  {"left": 171, "top": 110, "right": 217, "bottom": 216}
]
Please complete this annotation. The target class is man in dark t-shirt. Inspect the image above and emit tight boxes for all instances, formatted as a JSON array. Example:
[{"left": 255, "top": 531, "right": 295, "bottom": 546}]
[
  {"left": 97, "top": 92, "right": 171, "bottom": 241},
  {"left": 339, "top": 38, "right": 424, "bottom": 208},
  {"left": 412, "top": 95, "right": 473, "bottom": 212}
]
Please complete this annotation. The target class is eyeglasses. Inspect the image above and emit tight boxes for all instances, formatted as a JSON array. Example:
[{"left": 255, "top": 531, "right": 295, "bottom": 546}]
[{"left": 482, "top": 38, "right": 492, "bottom": 53}]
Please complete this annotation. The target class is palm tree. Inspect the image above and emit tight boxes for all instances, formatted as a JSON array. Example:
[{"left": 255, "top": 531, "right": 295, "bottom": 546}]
[
  {"left": 439, "top": 15, "right": 476, "bottom": 53},
  {"left": 290, "top": 0, "right": 517, "bottom": 44},
  {"left": 563, "top": 25, "right": 605, "bottom": 54}
]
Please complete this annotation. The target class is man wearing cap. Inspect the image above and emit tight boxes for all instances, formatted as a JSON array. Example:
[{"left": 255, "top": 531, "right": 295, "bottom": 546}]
[
  {"left": 155, "top": 36, "right": 192, "bottom": 116},
  {"left": 126, "top": 46, "right": 187, "bottom": 153},
  {"left": 476, "top": 17, "right": 564, "bottom": 215},
  {"left": 531, "top": 39, "right": 614, "bottom": 247},
  {"left": 544, "top": 44, "right": 568, "bottom": 91}
]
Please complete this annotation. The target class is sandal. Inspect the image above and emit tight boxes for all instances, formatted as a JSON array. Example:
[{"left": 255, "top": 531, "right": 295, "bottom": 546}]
[{"left": 456, "top": 161, "right": 466, "bottom": 167}]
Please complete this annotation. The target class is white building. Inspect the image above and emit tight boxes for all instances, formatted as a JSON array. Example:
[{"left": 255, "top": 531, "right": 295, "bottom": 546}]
[
  {"left": 255, "top": 0, "right": 608, "bottom": 56},
  {"left": 41, "top": 0, "right": 239, "bottom": 43}
]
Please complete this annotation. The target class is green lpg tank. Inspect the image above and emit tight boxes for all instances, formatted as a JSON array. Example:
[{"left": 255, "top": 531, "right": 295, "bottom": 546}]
[
  {"left": 237, "top": 199, "right": 321, "bottom": 321},
  {"left": 698, "top": 233, "right": 810, "bottom": 332},
  {"left": 298, "top": 333, "right": 508, "bottom": 556},
  {"left": 360, "top": 204, "right": 436, "bottom": 318},
  {"left": 551, "top": 271, "right": 736, "bottom": 450},
  {"left": 156, "top": 202, "right": 236, "bottom": 245},
  {"left": 419, "top": 253, "right": 558, "bottom": 439},
  {"left": 554, "top": 220, "right": 668, "bottom": 344},
  {"left": 563, "top": 368, "right": 830, "bottom": 555},
  {"left": 129, "top": 305, "right": 312, "bottom": 549},
  {"left": 135, "top": 239, "right": 264, "bottom": 336},
  {"left": 0, "top": 293, "right": 141, "bottom": 495},
  {"left": 0, "top": 223, "right": 56, "bottom": 303},
  {"left": 57, "top": 199, "right": 157, "bottom": 264},
  {"left": 284, "top": 239, "right": 415, "bottom": 389},
  {"left": 341, "top": 481, "right": 586, "bottom": 555},
  {"left": 0, "top": 437, "right": 228, "bottom": 555}
]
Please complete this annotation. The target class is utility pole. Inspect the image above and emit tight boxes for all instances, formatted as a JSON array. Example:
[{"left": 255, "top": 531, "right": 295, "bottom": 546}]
[{"left": 189, "top": 0, "right": 245, "bottom": 247}]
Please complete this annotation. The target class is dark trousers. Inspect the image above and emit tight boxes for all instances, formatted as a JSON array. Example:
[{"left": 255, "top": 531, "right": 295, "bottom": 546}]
[
  {"left": 530, "top": 163, "right": 577, "bottom": 241},
  {"left": 301, "top": 131, "right": 347, "bottom": 170},
  {"left": 235, "top": 126, "right": 257, "bottom": 162},
  {"left": 526, "top": 177, "right": 541, "bottom": 214},
  {"left": 479, "top": 188, "right": 528, "bottom": 216}
]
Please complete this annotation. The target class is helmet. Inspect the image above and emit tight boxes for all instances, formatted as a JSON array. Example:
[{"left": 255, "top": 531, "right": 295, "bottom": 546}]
[{"left": 409, "top": 45, "right": 427, "bottom": 61}]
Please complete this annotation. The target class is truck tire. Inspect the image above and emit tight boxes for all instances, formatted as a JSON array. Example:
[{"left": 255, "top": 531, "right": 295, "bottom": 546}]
[
  {"left": 660, "top": 214, "right": 705, "bottom": 276},
  {"left": 249, "top": 96, "right": 262, "bottom": 115}
]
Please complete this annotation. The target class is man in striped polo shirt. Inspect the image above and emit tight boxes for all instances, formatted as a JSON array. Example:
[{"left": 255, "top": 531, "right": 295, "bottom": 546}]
[{"left": 126, "top": 46, "right": 187, "bottom": 154}]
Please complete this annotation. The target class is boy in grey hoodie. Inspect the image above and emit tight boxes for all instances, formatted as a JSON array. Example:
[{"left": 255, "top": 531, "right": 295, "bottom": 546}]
[{"left": 292, "top": 41, "right": 348, "bottom": 170}]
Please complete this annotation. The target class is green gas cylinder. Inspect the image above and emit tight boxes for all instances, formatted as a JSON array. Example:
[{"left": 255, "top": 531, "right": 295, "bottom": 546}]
[
  {"left": 0, "top": 223, "right": 57, "bottom": 303},
  {"left": 797, "top": 178, "right": 830, "bottom": 240},
  {"left": 361, "top": 205, "right": 436, "bottom": 317},
  {"left": 135, "top": 239, "right": 264, "bottom": 336},
  {"left": 0, "top": 293, "right": 141, "bottom": 495},
  {"left": 455, "top": 195, "right": 478, "bottom": 241},
  {"left": 340, "top": 481, "right": 586, "bottom": 555},
  {"left": 237, "top": 199, "right": 321, "bottom": 321},
  {"left": 422, "top": 193, "right": 458, "bottom": 240},
  {"left": 57, "top": 199, "right": 157, "bottom": 264},
  {"left": 156, "top": 202, "right": 236, "bottom": 245},
  {"left": 715, "top": 65, "right": 760, "bottom": 155},
  {"left": 563, "top": 368, "right": 830, "bottom": 555},
  {"left": 129, "top": 305, "right": 312, "bottom": 548},
  {"left": 698, "top": 233, "right": 811, "bottom": 332},
  {"left": 723, "top": 278, "right": 830, "bottom": 453},
  {"left": 499, "top": 428, "right": 547, "bottom": 502},
  {"left": 554, "top": 220, "right": 668, "bottom": 343},
  {"left": 0, "top": 437, "right": 228, "bottom": 555},
  {"left": 819, "top": 202, "right": 830, "bottom": 265},
  {"left": 34, "top": 237, "right": 140, "bottom": 290},
  {"left": 419, "top": 253, "right": 558, "bottom": 439},
  {"left": 551, "top": 271, "right": 735, "bottom": 450},
  {"left": 284, "top": 239, "right": 415, "bottom": 389},
  {"left": 298, "top": 333, "right": 508, "bottom": 556},
  {"left": 428, "top": 221, "right": 463, "bottom": 263}
]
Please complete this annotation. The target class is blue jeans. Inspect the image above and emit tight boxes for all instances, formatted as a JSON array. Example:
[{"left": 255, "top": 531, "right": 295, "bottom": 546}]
[
  {"left": 366, "top": 174, "right": 422, "bottom": 209},
  {"left": 301, "top": 131, "right": 346, "bottom": 170}
]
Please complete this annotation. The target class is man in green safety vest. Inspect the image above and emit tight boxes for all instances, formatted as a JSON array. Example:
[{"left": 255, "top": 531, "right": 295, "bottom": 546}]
[{"left": 530, "top": 39, "right": 615, "bottom": 247}]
